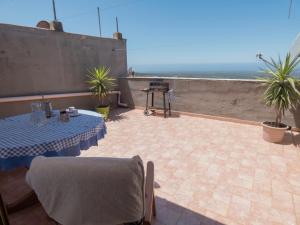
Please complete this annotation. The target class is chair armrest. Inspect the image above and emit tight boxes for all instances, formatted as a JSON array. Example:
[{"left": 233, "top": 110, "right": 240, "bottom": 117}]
[{"left": 144, "top": 161, "right": 155, "bottom": 225}]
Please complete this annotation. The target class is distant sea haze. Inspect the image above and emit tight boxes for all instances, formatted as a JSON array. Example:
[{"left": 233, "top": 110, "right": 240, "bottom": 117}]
[{"left": 133, "top": 63, "right": 300, "bottom": 80}]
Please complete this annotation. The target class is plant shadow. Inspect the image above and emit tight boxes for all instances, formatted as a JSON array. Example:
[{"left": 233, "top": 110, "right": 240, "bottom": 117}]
[{"left": 107, "top": 107, "right": 132, "bottom": 122}]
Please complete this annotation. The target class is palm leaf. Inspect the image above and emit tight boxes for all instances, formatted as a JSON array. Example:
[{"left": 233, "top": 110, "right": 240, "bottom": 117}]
[
  {"left": 258, "top": 53, "right": 300, "bottom": 126},
  {"left": 86, "top": 66, "right": 116, "bottom": 106}
]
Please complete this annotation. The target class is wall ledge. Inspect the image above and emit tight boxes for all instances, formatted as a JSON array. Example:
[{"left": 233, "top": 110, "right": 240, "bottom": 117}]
[
  {"left": 0, "top": 23, "right": 126, "bottom": 42},
  {"left": 118, "top": 76, "right": 262, "bottom": 82},
  {"left": 134, "top": 106, "right": 261, "bottom": 126}
]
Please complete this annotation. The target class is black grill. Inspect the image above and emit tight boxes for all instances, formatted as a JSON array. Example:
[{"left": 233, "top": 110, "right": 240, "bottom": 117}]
[
  {"left": 148, "top": 81, "right": 169, "bottom": 92},
  {"left": 141, "top": 80, "right": 171, "bottom": 118}
]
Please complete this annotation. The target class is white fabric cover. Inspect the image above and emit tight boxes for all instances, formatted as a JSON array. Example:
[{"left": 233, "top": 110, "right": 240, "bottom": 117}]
[{"left": 26, "top": 156, "right": 145, "bottom": 225}]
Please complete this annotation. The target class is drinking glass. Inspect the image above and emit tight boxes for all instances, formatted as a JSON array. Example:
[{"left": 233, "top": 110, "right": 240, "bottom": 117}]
[{"left": 30, "top": 102, "right": 46, "bottom": 126}]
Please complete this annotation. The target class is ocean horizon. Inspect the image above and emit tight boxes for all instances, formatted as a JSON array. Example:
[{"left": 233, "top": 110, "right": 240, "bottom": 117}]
[{"left": 132, "top": 63, "right": 300, "bottom": 79}]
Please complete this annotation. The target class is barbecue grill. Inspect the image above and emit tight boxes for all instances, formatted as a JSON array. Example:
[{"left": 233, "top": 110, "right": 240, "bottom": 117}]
[{"left": 141, "top": 80, "right": 171, "bottom": 118}]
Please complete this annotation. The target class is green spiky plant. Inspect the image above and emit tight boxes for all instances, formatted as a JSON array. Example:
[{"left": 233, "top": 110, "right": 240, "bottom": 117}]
[
  {"left": 259, "top": 53, "right": 300, "bottom": 127},
  {"left": 87, "top": 66, "right": 115, "bottom": 107}
]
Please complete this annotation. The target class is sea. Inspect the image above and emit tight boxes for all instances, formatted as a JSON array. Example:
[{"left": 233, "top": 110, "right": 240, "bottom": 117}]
[{"left": 132, "top": 63, "right": 300, "bottom": 80}]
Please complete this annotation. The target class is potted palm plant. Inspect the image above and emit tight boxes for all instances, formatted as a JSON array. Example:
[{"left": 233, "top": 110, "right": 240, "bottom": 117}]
[
  {"left": 258, "top": 53, "right": 300, "bottom": 143},
  {"left": 87, "top": 66, "right": 115, "bottom": 120}
]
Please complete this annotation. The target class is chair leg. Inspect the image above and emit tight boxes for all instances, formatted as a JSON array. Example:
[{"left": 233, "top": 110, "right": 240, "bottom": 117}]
[
  {"left": 168, "top": 102, "right": 171, "bottom": 116},
  {"left": 152, "top": 194, "right": 156, "bottom": 217},
  {"left": 144, "top": 162, "right": 154, "bottom": 225}
]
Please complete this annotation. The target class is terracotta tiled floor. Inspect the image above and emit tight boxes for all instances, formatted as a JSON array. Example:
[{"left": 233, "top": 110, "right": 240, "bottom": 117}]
[{"left": 80, "top": 109, "right": 300, "bottom": 225}]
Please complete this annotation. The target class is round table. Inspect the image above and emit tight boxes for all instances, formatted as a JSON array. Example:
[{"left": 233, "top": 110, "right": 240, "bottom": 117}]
[{"left": 0, "top": 110, "right": 106, "bottom": 171}]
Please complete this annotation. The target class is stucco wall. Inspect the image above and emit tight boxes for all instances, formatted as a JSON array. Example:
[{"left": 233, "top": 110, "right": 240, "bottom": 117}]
[
  {"left": 119, "top": 77, "right": 300, "bottom": 128},
  {"left": 0, "top": 23, "right": 127, "bottom": 117}
]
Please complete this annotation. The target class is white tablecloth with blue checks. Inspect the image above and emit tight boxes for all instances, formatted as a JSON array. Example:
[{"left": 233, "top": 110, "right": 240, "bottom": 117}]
[{"left": 0, "top": 110, "right": 106, "bottom": 171}]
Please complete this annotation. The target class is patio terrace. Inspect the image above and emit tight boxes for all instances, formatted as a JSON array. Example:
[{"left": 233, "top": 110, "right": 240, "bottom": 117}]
[
  {"left": 1, "top": 21, "right": 300, "bottom": 225},
  {"left": 78, "top": 108, "right": 300, "bottom": 225}
]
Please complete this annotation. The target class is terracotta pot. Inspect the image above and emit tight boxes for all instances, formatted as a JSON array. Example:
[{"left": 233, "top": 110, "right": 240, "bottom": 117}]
[{"left": 261, "top": 121, "right": 288, "bottom": 143}]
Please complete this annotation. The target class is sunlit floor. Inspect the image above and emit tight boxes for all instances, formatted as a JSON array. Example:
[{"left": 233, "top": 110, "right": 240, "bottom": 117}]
[{"left": 81, "top": 108, "right": 300, "bottom": 225}]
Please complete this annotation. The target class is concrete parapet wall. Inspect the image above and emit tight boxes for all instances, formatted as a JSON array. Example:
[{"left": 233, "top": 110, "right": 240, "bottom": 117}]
[
  {"left": 119, "top": 77, "right": 300, "bottom": 128},
  {"left": 0, "top": 23, "right": 127, "bottom": 117}
]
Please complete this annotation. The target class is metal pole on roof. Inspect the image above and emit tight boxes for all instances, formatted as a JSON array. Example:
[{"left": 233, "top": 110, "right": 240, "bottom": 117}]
[
  {"left": 97, "top": 7, "right": 102, "bottom": 37},
  {"left": 288, "top": 0, "right": 293, "bottom": 18},
  {"left": 52, "top": 0, "right": 57, "bottom": 21},
  {"left": 116, "top": 17, "right": 119, "bottom": 32}
]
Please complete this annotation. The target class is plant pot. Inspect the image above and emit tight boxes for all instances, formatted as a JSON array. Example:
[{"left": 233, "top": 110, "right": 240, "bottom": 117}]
[
  {"left": 261, "top": 121, "right": 289, "bottom": 143},
  {"left": 95, "top": 105, "right": 110, "bottom": 120}
]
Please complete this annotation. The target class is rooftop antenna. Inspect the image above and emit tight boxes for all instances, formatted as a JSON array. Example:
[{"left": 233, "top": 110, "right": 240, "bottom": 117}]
[
  {"left": 52, "top": 0, "right": 57, "bottom": 21},
  {"left": 113, "top": 16, "right": 122, "bottom": 39},
  {"left": 49, "top": 0, "right": 63, "bottom": 32},
  {"left": 288, "top": 0, "right": 293, "bottom": 18},
  {"left": 97, "top": 7, "right": 102, "bottom": 37},
  {"left": 116, "top": 16, "right": 119, "bottom": 32}
]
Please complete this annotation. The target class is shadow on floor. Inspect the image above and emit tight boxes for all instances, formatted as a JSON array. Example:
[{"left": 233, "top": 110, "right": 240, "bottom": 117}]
[
  {"left": 154, "top": 196, "right": 224, "bottom": 225},
  {"left": 149, "top": 110, "right": 180, "bottom": 118},
  {"left": 290, "top": 132, "right": 300, "bottom": 147},
  {"left": 154, "top": 181, "right": 161, "bottom": 189},
  {"left": 107, "top": 107, "right": 133, "bottom": 122},
  {"left": 280, "top": 131, "right": 300, "bottom": 147}
]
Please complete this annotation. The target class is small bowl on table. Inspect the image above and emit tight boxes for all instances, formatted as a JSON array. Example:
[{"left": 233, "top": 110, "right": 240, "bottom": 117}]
[
  {"left": 67, "top": 107, "right": 79, "bottom": 117},
  {"left": 60, "top": 110, "right": 70, "bottom": 122}
]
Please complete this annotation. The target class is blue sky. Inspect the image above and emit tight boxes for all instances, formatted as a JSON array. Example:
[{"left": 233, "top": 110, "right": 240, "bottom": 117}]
[{"left": 0, "top": 0, "right": 300, "bottom": 68}]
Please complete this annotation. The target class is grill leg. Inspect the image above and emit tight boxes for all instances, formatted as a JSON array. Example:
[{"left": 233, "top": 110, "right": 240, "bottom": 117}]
[
  {"left": 144, "top": 91, "right": 149, "bottom": 116},
  {"left": 151, "top": 92, "right": 154, "bottom": 107},
  {"left": 146, "top": 91, "right": 149, "bottom": 110},
  {"left": 163, "top": 92, "right": 166, "bottom": 118}
]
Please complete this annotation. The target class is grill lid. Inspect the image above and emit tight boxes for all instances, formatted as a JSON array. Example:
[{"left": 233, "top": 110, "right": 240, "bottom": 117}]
[{"left": 149, "top": 81, "right": 169, "bottom": 91}]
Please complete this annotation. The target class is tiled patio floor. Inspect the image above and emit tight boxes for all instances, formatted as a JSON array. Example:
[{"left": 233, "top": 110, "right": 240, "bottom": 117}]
[{"left": 81, "top": 109, "right": 300, "bottom": 225}]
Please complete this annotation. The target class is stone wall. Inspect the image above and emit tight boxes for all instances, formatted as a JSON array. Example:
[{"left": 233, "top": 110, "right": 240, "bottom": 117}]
[
  {"left": 119, "top": 77, "right": 300, "bottom": 128},
  {"left": 0, "top": 23, "right": 127, "bottom": 117}
]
